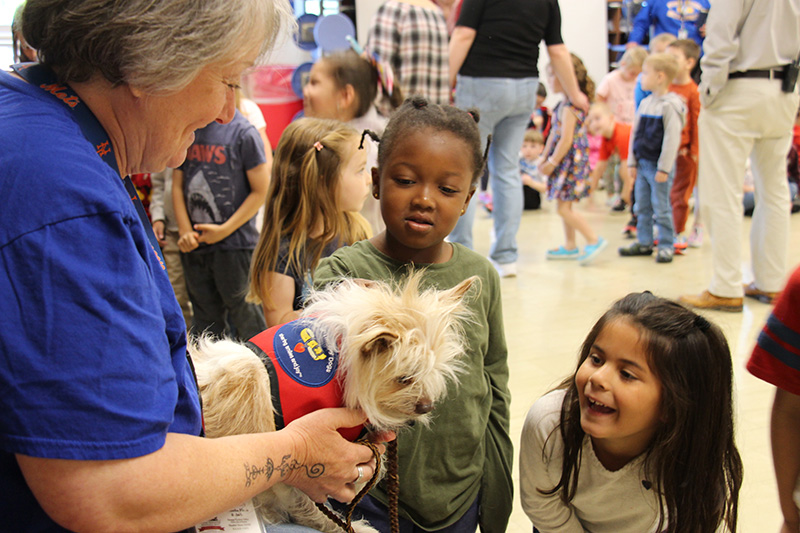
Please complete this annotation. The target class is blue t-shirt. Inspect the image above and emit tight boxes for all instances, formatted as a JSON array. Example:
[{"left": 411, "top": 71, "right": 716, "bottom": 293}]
[
  {"left": 0, "top": 70, "right": 202, "bottom": 531},
  {"left": 178, "top": 110, "right": 266, "bottom": 252},
  {"left": 628, "top": 0, "right": 709, "bottom": 47}
]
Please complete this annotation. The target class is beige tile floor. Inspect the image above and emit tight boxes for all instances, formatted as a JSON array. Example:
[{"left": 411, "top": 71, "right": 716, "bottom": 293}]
[{"left": 467, "top": 196, "right": 800, "bottom": 532}]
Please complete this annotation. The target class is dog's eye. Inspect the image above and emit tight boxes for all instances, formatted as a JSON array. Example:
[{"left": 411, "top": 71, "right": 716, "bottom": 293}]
[{"left": 397, "top": 376, "right": 414, "bottom": 386}]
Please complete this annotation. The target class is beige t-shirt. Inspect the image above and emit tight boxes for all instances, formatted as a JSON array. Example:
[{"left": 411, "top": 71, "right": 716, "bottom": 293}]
[{"left": 520, "top": 389, "right": 662, "bottom": 533}]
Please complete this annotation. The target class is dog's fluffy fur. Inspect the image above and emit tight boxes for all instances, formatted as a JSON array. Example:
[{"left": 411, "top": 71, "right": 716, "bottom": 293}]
[{"left": 191, "top": 271, "right": 476, "bottom": 532}]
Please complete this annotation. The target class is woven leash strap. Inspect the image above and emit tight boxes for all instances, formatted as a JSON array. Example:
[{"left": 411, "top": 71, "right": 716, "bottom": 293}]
[
  {"left": 315, "top": 439, "right": 396, "bottom": 533},
  {"left": 387, "top": 439, "right": 399, "bottom": 533}
]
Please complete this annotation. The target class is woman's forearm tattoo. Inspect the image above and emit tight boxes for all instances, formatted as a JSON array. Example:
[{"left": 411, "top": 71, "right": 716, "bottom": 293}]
[{"left": 244, "top": 454, "right": 324, "bottom": 487}]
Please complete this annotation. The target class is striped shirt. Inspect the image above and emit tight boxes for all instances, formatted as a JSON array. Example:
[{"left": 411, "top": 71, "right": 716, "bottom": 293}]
[
  {"left": 748, "top": 265, "right": 800, "bottom": 396},
  {"left": 366, "top": 1, "right": 450, "bottom": 105}
]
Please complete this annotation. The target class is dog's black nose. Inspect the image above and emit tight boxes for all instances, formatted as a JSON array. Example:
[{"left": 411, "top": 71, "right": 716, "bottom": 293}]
[{"left": 415, "top": 401, "right": 433, "bottom": 414}]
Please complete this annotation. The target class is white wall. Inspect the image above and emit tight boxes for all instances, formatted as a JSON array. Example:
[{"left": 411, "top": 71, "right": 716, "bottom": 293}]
[{"left": 555, "top": 0, "right": 608, "bottom": 89}]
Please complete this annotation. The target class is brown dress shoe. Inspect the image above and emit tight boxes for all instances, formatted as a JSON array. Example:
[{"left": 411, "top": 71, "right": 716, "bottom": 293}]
[
  {"left": 743, "top": 282, "right": 781, "bottom": 304},
  {"left": 678, "top": 290, "right": 743, "bottom": 312}
]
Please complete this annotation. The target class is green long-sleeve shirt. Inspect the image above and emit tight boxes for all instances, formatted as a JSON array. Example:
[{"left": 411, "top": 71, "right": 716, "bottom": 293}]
[{"left": 314, "top": 241, "right": 513, "bottom": 532}]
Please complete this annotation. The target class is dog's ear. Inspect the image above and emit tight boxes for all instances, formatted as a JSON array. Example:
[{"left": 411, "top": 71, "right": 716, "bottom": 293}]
[
  {"left": 360, "top": 332, "right": 398, "bottom": 358},
  {"left": 440, "top": 275, "right": 479, "bottom": 305}
]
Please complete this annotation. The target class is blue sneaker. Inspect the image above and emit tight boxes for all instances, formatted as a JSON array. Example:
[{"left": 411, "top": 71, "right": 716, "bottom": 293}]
[
  {"left": 579, "top": 237, "right": 608, "bottom": 265},
  {"left": 546, "top": 246, "right": 580, "bottom": 260}
]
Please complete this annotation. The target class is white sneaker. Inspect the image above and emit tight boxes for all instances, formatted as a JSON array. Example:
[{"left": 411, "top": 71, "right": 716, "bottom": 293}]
[{"left": 490, "top": 260, "right": 517, "bottom": 278}]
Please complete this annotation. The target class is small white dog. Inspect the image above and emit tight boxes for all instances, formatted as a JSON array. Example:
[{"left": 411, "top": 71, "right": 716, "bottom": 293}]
[{"left": 191, "top": 272, "right": 476, "bottom": 532}]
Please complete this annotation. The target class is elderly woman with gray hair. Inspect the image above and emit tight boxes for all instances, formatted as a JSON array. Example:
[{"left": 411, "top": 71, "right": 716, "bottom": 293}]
[{"left": 0, "top": 1, "right": 389, "bottom": 531}]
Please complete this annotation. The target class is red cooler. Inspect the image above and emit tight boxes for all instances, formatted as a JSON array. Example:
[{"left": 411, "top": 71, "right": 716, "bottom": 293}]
[{"left": 244, "top": 65, "right": 303, "bottom": 148}]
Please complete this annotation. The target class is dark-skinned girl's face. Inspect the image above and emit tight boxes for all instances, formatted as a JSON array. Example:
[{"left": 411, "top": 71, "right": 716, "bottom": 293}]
[{"left": 372, "top": 127, "right": 475, "bottom": 264}]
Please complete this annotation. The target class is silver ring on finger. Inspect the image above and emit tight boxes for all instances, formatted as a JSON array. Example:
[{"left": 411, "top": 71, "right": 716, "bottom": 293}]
[{"left": 354, "top": 464, "right": 364, "bottom": 484}]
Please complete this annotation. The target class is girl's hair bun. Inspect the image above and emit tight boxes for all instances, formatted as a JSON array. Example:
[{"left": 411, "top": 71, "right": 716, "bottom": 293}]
[
  {"left": 466, "top": 107, "right": 480, "bottom": 124},
  {"left": 410, "top": 95, "right": 428, "bottom": 109}
]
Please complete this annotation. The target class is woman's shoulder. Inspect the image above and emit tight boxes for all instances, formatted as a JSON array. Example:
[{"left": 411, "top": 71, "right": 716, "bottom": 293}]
[{"left": 1, "top": 84, "right": 129, "bottom": 242}]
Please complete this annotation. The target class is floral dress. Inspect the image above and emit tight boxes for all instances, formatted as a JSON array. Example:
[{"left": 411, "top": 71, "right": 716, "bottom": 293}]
[{"left": 546, "top": 101, "right": 591, "bottom": 202}]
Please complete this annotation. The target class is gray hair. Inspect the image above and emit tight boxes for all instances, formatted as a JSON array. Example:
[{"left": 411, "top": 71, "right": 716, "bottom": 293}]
[{"left": 22, "top": 0, "right": 294, "bottom": 94}]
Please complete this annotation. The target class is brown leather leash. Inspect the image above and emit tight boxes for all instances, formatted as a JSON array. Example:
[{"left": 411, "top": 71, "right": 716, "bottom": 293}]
[{"left": 315, "top": 438, "right": 399, "bottom": 533}]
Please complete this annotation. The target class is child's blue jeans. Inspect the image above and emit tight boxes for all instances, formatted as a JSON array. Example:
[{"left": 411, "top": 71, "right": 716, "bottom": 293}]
[{"left": 633, "top": 158, "right": 675, "bottom": 250}]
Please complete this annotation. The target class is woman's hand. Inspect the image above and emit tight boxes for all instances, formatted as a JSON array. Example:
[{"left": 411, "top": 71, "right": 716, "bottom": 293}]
[{"left": 281, "top": 408, "right": 395, "bottom": 503}]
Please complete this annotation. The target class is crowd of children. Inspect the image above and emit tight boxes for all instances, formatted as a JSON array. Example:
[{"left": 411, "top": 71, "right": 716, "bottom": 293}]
[
  {"left": 131, "top": 34, "right": 799, "bottom": 533},
  {"left": 512, "top": 30, "right": 799, "bottom": 272}
]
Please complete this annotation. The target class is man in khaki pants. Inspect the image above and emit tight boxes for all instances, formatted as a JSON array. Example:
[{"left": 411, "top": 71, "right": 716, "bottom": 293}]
[{"left": 680, "top": 0, "right": 800, "bottom": 312}]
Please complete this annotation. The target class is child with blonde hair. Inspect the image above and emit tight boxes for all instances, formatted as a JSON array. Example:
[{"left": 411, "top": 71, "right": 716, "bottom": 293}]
[
  {"left": 521, "top": 129, "right": 547, "bottom": 210},
  {"left": 619, "top": 52, "right": 685, "bottom": 264},
  {"left": 538, "top": 53, "right": 607, "bottom": 264},
  {"left": 587, "top": 102, "right": 633, "bottom": 207},
  {"left": 248, "top": 118, "right": 371, "bottom": 327},
  {"left": 595, "top": 47, "right": 647, "bottom": 210},
  {"left": 597, "top": 47, "right": 648, "bottom": 125},
  {"left": 634, "top": 33, "right": 677, "bottom": 109}
]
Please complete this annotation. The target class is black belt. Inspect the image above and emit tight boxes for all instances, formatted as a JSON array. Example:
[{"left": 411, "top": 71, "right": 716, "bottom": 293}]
[{"left": 729, "top": 68, "right": 786, "bottom": 80}]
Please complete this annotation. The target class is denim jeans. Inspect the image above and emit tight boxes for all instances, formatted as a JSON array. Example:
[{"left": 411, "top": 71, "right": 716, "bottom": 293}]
[
  {"left": 449, "top": 75, "right": 538, "bottom": 264},
  {"left": 181, "top": 248, "right": 266, "bottom": 341},
  {"left": 633, "top": 158, "right": 674, "bottom": 250}
]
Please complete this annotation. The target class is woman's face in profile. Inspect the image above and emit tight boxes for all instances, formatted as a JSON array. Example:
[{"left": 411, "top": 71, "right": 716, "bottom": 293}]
[{"left": 130, "top": 49, "right": 259, "bottom": 173}]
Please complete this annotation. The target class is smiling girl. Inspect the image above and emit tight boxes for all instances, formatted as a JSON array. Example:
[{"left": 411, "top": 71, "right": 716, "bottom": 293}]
[{"left": 520, "top": 292, "right": 743, "bottom": 533}]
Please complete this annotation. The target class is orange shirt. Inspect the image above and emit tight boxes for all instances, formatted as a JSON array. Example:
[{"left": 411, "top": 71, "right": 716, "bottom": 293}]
[
  {"left": 669, "top": 81, "right": 700, "bottom": 156},
  {"left": 599, "top": 122, "right": 632, "bottom": 162}
]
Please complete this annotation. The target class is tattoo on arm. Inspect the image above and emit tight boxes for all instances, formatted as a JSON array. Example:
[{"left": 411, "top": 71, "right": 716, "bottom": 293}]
[{"left": 244, "top": 454, "right": 325, "bottom": 487}]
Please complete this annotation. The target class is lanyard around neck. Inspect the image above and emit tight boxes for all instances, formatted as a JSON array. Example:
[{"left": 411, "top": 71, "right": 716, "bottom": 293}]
[{"left": 11, "top": 63, "right": 165, "bottom": 267}]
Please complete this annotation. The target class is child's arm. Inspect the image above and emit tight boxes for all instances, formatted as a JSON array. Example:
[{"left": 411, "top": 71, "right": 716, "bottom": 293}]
[
  {"left": 194, "top": 162, "right": 270, "bottom": 245},
  {"left": 772, "top": 388, "right": 800, "bottom": 533},
  {"left": 520, "top": 393, "right": 584, "bottom": 533},
  {"left": 262, "top": 272, "right": 300, "bottom": 327},
  {"left": 171, "top": 168, "right": 199, "bottom": 253},
  {"left": 627, "top": 115, "right": 639, "bottom": 185},
  {"left": 595, "top": 74, "right": 610, "bottom": 104},
  {"left": 149, "top": 169, "right": 168, "bottom": 246},
  {"left": 537, "top": 119, "right": 559, "bottom": 168},
  {"left": 655, "top": 104, "right": 685, "bottom": 183},
  {"left": 480, "top": 273, "right": 514, "bottom": 533},
  {"left": 688, "top": 89, "right": 700, "bottom": 161},
  {"left": 540, "top": 105, "right": 577, "bottom": 176}
]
